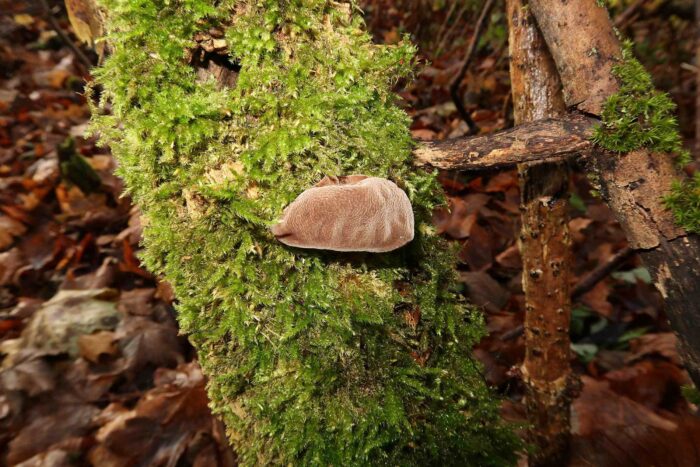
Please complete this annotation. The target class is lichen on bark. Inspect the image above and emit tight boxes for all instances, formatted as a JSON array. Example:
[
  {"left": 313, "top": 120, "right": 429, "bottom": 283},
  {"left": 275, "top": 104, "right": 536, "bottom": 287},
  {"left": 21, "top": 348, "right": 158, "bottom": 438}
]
[{"left": 88, "top": 0, "right": 519, "bottom": 465}]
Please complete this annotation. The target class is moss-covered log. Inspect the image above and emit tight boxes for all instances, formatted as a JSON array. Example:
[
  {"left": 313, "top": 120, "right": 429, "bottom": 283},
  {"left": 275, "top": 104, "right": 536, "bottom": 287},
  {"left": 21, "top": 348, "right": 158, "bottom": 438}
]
[{"left": 88, "top": 0, "right": 518, "bottom": 465}]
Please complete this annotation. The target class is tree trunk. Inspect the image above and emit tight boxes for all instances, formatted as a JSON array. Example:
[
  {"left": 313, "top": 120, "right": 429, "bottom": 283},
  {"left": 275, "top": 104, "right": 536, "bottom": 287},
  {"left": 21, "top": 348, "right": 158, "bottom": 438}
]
[
  {"left": 527, "top": 0, "right": 700, "bottom": 386},
  {"left": 507, "top": 1, "right": 573, "bottom": 465},
  {"left": 89, "top": 2, "right": 521, "bottom": 465}
]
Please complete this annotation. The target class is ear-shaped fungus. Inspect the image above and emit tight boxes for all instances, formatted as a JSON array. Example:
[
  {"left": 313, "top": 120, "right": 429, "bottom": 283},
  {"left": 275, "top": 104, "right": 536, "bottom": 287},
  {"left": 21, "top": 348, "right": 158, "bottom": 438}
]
[{"left": 271, "top": 175, "right": 415, "bottom": 252}]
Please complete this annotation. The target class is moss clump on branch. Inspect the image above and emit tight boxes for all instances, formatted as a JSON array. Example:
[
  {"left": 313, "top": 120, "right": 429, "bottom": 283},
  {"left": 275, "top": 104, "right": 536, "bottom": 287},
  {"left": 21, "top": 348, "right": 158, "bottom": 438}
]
[
  {"left": 592, "top": 41, "right": 686, "bottom": 155},
  {"left": 592, "top": 41, "right": 700, "bottom": 233},
  {"left": 89, "top": 0, "right": 519, "bottom": 465}
]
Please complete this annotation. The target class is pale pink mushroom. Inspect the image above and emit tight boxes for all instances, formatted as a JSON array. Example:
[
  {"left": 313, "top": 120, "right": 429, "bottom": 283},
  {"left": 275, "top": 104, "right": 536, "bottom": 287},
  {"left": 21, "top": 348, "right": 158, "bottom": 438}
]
[{"left": 271, "top": 175, "right": 415, "bottom": 252}]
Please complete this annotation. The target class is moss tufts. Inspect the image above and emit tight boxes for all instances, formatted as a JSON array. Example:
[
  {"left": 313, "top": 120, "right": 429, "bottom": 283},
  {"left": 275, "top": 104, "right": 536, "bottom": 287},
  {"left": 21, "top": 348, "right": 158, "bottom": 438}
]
[
  {"left": 592, "top": 41, "right": 686, "bottom": 156},
  {"left": 89, "top": 0, "right": 519, "bottom": 465},
  {"left": 592, "top": 40, "right": 700, "bottom": 233}
]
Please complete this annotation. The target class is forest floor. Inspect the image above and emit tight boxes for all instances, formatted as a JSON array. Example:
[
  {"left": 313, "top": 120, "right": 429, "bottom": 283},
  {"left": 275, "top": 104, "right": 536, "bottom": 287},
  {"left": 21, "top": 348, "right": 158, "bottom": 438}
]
[{"left": 1, "top": 1, "right": 699, "bottom": 466}]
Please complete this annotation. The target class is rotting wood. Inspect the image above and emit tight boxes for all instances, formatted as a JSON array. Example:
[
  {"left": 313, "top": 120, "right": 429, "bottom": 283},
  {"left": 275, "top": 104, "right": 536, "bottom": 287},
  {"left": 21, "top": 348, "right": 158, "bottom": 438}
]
[{"left": 413, "top": 116, "right": 596, "bottom": 170}]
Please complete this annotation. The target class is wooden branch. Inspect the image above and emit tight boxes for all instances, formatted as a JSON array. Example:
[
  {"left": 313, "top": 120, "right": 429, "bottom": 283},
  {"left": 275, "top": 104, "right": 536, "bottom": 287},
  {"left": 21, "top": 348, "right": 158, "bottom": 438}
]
[
  {"left": 528, "top": 0, "right": 621, "bottom": 115},
  {"left": 530, "top": 0, "right": 700, "bottom": 388},
  {"left": 40, "top": 0, "right": 95, "bottom": 72},
  {"left": 508, "top": 1, "right": 573, "bottom": 464},
  {"left": 414, "top": 115, "right": 596, "bottom": 170}
]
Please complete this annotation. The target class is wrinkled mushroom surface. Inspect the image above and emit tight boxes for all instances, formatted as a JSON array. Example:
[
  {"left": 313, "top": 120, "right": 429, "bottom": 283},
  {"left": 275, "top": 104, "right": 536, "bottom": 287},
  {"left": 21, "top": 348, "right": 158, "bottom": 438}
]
[{"left": 271, "top": 175, "right": 415, "bottom": 252}]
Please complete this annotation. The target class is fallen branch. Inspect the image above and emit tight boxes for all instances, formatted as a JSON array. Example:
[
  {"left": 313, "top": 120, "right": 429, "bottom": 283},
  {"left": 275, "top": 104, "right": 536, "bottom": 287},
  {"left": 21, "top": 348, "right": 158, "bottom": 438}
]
[
  {"left": 414, "top": 115, "right": 596, "bottom": 170},
  {"left": 571, "top": 246, "right": 635, "bottom": 299},
  {"left": 508, "top": 0, "right": 573, "bottom": 462}
]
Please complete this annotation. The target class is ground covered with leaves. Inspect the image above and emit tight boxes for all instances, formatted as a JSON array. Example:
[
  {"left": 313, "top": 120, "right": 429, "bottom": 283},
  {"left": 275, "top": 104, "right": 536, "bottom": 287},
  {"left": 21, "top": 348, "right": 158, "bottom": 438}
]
[{"left": 1, "top": 0, "right": 699, "bottom": 466}]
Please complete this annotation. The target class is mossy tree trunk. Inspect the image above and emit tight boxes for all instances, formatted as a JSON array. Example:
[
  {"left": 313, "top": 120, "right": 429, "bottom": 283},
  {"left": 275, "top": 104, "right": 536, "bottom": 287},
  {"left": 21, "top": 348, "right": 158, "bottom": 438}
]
[
  {"left": 507, "top": 1, "right": 574, "bottom": 465},
  {"left": 89, "top": 1, "right": 519, "bottom": 465}
]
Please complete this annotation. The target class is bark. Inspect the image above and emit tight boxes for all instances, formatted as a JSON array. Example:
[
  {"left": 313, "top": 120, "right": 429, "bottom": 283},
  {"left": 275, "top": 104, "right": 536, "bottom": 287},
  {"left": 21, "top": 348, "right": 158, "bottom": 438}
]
[
  {"left": 508, "top": 1, "right": 572, "bottom": 465},
  {"left": 414, "top": 115, "right": 595, "bottom": 170},
  {"left": 530, "top": 0, "right": 700, "bottom": 386},
  {"left": 528, "top": 0, "right": 621, "bottom": 115}
]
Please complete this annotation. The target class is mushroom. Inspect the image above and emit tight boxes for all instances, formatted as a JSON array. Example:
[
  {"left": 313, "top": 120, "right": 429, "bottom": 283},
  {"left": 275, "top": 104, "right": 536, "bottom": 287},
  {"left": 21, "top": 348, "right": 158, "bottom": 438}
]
[{"left": 271, "top": 175, "right": 415, "bottom": 252}]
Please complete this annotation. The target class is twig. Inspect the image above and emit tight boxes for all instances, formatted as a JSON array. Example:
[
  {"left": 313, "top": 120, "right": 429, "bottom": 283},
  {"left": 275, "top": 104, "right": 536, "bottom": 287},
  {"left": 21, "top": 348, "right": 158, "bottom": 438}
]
[
  {"left": 434, "top": 0, "right": 459, "bottom": 55},
  {"left": 571, "top": 246, "right": 634, "bottom": 299},
  {"left": 614, "top": 0, "right": 646, "bottom": 28},
  {"left": 435, "top": 1, "right": 471, "bottom": 57},
  {"left": 39, "top": 0, "right": 94, "bottom": 72},
  {"left": 500, "top": 246, "right": 635, "bottom": 341},
  {"left": 448, "top": 0, "right": 496, "bottom": 135}
]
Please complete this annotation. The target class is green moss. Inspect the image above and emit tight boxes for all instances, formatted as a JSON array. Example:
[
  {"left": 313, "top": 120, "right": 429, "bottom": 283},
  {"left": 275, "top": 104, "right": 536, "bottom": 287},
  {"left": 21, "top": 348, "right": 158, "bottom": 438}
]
[
  {"left": 89, "top": 0, "right": 519, "bottom": 465},
  {"left": 592, "top": 41, "right": 686, "bottom": 155},
  {"left": 592, "top": 40, "right": 700, "bottom": 233}
]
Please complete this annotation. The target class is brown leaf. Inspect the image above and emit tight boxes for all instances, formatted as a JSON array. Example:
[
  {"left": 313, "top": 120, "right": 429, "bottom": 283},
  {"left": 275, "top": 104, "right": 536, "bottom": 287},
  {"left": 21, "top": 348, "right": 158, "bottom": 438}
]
[
  {"left": 411, "top": 128, "right": 437, "bottom": 141},
  {"left": 89, "top": 362, "right": 230, "bottom": 467},
  {"left": 569, "top": 217, "right": 593, "bottom": 245},
  {"left": 433, "top": 194, "right": 489, "bottom": 239},
  {"left": 605, "top": 360, "right": 688, "bottom": 409},
  {"left": 12, "top": 448, "right": 71, "bottom": 467},
  {"left": 485, "top": 171, "right": 517, "bottom": 193},
  {"left": 117, "top": 288, "right": 155, "bottom": 317},
  {"left": 459, "top": 223, "right": 493, "bottom": 271},
  {"left": 7, "top": 403, "right": 99, "bottom": 465},
  {"left": 0, "top": 215, "right": 26, "bottom": 251},
  {"left": 0, "top": 354, "right": 55, "bottom": 397},
  {"left": 571, "top": 376, "right": 700, "bottom": 467},
  {"left": 65, "top": 0, "right": 104, "bottom": 46},
  {"left": 627, "top": 333, "right": 682, "bottom": 366},
  {"left": 0, "top": 247, "right": 23, "bottom": 286},
  {"left": 116, "top": 316, "right": 184, "bottom": 373},
  {"left": 458, "top": 271, "right": 509, "bottom": 313},
  {"left": 78, "top": 330, "right": 119, "bottom": 364},
  {"left": 580, "top": 281, "right": 613, "bottom": 318},
  {"left": 495, "top": 244, "right": 522, "bottom": 270}
]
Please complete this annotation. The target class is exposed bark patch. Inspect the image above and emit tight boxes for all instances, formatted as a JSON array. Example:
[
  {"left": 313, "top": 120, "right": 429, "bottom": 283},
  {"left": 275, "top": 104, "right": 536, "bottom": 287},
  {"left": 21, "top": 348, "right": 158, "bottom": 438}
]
[{"left": 592, "top": 149, "right": 684, "bottom": 249}]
